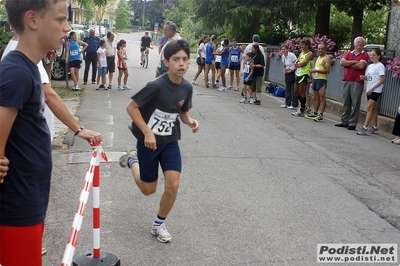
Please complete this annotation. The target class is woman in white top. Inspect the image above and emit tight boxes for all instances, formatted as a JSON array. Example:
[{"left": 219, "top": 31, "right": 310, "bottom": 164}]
[
  {"left": 357, "top": 48, "right": 385, "bottom": 135},
  {"left": 191, "top": 36, "right": 209, "bottom": 85},
  {"left": 280, "top": 44, "right": 298, "bottom": 109}
]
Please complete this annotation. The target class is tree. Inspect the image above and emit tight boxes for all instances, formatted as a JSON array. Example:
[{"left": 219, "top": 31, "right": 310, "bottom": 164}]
[
  {"left": 78, "top": 0, "right": 109, "bottom": 36},
  {"left": 333, "top": 0, "right": 387, "bottom": 49},
  {"left": 115, "top": 0, "right": 130, "bottom": 30}
]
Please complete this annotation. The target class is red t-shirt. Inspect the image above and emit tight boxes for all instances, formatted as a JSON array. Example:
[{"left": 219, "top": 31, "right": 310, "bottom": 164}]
[{"left": 342, "top": 50, "right": 369, "bottom": 82}]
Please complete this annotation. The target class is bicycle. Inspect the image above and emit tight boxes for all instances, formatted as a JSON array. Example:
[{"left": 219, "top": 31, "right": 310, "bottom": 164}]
[{"left": 141, "top": 46, "right": 153, "bottom": 69}]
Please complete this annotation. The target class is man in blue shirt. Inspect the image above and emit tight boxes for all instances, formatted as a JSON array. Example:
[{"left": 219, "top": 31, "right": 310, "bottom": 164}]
[{"left": 83, "top": 28, "right": 100, "bottom": 85}]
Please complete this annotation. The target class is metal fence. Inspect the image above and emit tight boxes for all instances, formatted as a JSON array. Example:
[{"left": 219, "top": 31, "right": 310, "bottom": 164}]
[{"left": 266, "top": 55, "right": 400, "bottom": 118}]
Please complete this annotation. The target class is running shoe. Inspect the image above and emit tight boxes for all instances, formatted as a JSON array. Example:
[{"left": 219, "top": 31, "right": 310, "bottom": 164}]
[
  {"left": 239, "top": 98, "right": 247, "bottom": 103},
  {"left": 151, "top": 223, "right": 172, "bottom": 243},
  {"left": 226, "top": 85, "right": 233, "bottom": 90},
  {"left": 292, "top": 109, "right": 304, "bottom": 117},
  {"left": 303, "top": 107, "right": 312, "bottom": 114},
  {"left": 287, "top": 106, "right": 295, "bottom": 109},
  {"left": 117, "top": 86, "right": 124, "bottom": 90},
  {"left": 218, "top": 86, "right": 226, "bottom": 92},
  {"left": 119, "top": 149, "right": 137, "bottom": 168},
  {"left": 280, "top": 104, "right": 288, "bottom": 108},
  {"left": 305, "top": 113, "right": 318, "bottom": 120},
  {"left": 314, "top": 115, "right": 324, "bottom": 122},
  {"left": 123, "top": 85, "right": 131, "bottom": 90},
  {"left": 254, "top": 100, "right": 261, "bottom": 105},
  {"left": 357, "top": 126, "right": 368, "bottom": 135},
  {"left": 249, "top": 97, "right": 255, "bottom": 104},
  {"left": 191, "top": 80, "right": 198, "bottom": 85},
  {"left": 369, "top": 127, "right": 379, "bottom": 134},
  {"left": 391, "top": 136, "right": 400, "bottom": 143}
]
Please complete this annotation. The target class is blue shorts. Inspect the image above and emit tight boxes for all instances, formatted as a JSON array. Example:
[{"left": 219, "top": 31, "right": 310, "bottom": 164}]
[
  {"left": 312, "top": 79, "right": 327, "bottom": 91},
  {"left": 205, "top": 59, "right": 214, "bottom": 65},
  {"left": 97, "top": 66, "right": 108, "bottom": 75},
  {"left": 137, "top": 140, "right": 182, "bottom": 183}
]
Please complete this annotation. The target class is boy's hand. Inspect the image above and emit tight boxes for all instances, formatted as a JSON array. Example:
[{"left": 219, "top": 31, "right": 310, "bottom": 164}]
[
  {"left": 0, "top": 156, "right": 10, "bottom": 184},
  {"left": 144, "top": 131, "right": 157, "bottom": 150},
  {"left": 188, "top": 119, "right": 199, "bottom": 133}
]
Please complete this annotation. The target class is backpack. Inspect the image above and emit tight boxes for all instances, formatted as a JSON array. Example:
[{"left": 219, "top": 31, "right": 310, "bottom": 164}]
[{"left": 265, "top": 83, "right": 277, "bottom": 93}]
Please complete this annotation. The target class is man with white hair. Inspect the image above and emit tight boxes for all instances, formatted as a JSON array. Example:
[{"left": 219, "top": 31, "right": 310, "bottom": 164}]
[{"left": 335, "top": 36, "right": 369, "bottom": 130}]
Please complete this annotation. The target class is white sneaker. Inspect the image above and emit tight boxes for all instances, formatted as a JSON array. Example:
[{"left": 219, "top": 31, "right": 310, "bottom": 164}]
[
  {"left": 117, "top": 86, "right": 124, "bottom": 90},
  {"left": 218, "top": 86, "right": 226, "bottom": 92},
  {"left": 226, "top": 85, "right": 233, "bottom": 90},
  {"left": 240, "top": 98, "right": 247, "bottom": 103},
  {"left": 191, "top": 80, "right": 198, "bottom": 85},
  {"left": 151, "top": 223, "right": 172, "bottom": 243},
  {"left": 287, "top": 106, "right": 295, "bottom": 109},
  {"left": 123, "top": 85, "right": 131, "bottom": 90},
  {"left": 280, "top": 104, "right": 287, "bottom": 108},
  {"left": 96, "top": 85, "right": 100, "bottom": 90},
  {"left": 249, "top": 97, "right": 254, "bottom": 104}
]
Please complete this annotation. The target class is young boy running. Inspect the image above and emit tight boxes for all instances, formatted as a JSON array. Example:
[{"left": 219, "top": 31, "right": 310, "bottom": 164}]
[
  {"left": 0, "top": 1, "right": 70, "bottom": 265},
  {"left": 119, "top": 39, "right": 199, "bottom": 243}
]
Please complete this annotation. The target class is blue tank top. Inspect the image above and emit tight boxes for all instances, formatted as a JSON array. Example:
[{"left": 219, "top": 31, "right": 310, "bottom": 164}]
[
  {"left": 220, "top": 47, "right": 229, "bottom": 67},
  {"left": 230, "top": 46, "right": 241, "bottom": 65},
  {"left": 243, "top": 61, "right": 253, "bottom": 81},
  {"left": 69, "top": 40, "right": 81, "bottom": 62},
  {"left": 205, "top": 42, "right": 214, "bottom": 62}
]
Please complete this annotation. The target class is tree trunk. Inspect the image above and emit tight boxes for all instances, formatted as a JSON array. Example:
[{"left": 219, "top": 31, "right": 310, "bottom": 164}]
[
  {"left": 250, "top": 19, "right": 261, "bottom": 42},
  {"left": 350, "top": 3, "right": 364, "bottom": 50},
  {"left": 314, "top": 2, "right": 331, "bottom": 37}
]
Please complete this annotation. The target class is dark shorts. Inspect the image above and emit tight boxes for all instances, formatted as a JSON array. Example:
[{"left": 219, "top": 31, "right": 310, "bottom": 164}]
[
  {"left": 243, "top": 80, "right": 252, "bottom": 86},
  {"left": 312, "top": 79, "right": 327, "bottom": 90},
  {"left": 215, "top": 62, "right": 221, "bottom": 69},
  {"left": 106, "top": 56, "right": 115, "bottom": 73},
  {"left": 229, "top": 64, "right": 240, "bottom": 70},
  {"left": 69, "top": 60, "right": 81, "bottom": 69},
  {"left": 196, "top": 57, "right": 205, "bottom": 66},
  {"left": 137, "top": 140, "right": 182, "bottom": 183},
  {"left": 205, "top": 59, "right": 214, "bottom": 65},
  {"left": 118, "top": 67, "right": 127, "bottom": 71},
  {"left": 296, "top": 74, "right": 309, "bottom": 84},
  {"left": 367, "top": 92, "right": 381, "bottom": 102},
  {"left": 140, "top": 47, "right": 147, "bottom": 52}
]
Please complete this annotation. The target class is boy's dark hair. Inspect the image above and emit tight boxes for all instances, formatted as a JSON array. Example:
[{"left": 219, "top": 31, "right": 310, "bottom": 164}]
[
  {"left": 5, "top": 0, "right": 66, "bottom": 34},
  {"left": 117, "top": 39, "right": 126, "bottom": 50},
  {"left": 163, "top": 39, "right": 190, "bottom": 61},
  {"left": 246, "top": 52, "right": 254, "bottom": 58},
  {"left": 223, "top": 38, "right": 229, "bottom": 45}
]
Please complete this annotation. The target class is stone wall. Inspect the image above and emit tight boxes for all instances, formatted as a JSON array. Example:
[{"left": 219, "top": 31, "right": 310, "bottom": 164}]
[{"left": 386, "top": 2, "right": 400, "bottom": 58}]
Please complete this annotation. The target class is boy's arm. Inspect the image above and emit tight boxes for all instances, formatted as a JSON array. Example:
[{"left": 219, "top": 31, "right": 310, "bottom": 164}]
[
  {"left": 44, "top": 84, "right": 102, "bottom": 145},
  {"left": 0, "top": 106, "right": 17, "bottom": 183},
  {"left": 179, "top": 111, "right": 199, "bottom": 133},
  {"left": 126, "top": 99, "right": 157, "bottom": 150}
]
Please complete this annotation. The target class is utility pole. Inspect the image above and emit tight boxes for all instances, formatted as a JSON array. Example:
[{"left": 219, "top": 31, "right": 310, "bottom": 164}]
[{"left": 141, "top": 0, "right": 146, "bottom": 30}]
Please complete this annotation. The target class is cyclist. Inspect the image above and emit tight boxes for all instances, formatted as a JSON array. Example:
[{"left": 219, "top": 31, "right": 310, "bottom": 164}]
[{"left": 140, "top": 31, "right": 153, "bottom": 65}]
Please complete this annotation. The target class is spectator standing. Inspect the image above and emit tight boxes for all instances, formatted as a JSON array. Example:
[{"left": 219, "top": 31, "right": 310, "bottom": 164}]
[
  {"left": 244, "top": 34, "right": 265, "bottom": 60},
  {"left": 191, "top": 36, "right": 208, "bottom": 85},
  {"left": 158, "top": 35, "right": 168, "bottom": 55},
  {"left": 96, "top": 39, "right": 108, "bottom": 90},
  {"left": 204, "top": 35, "right": 217, "bottom": 88},
  {"left": 392, "top": 108, "right": 400, "bottom": 144},
  {"left": 83, "top": 28, "right": 100, "bottom": 85},
  {"left": 240, "top": 52, "right": 254, "bottom": 103},
  {"left": 119, "top": 39, "right": 199, "bottom": 243},
  {"left": 357, "top": 48, "right": 385, "bottom": 135},
  {"left": 280, "top": 44, "right": 298, "bottom": 109},
  {"left": 227, "top": 38, "right": 243, "bottom": 91},
  {"left": 335, "top": 36, "right": 369, "bottom": 130},
  {"left": 306, "top": 43, "right": 331, "bottom": 122},
  {"left": 104, "top": 32, "right": 116, "bottom": 89},
  {"left": 66, "top": 31, "right": 88, "bottom": 91},
  {"left": 0, "top": 1, "right": 102, "bottom": 265},
  {"left": 292, "top": 38, "right": 313, "bottom": 117},
  {"left": 216, "top": 38, "right": 230, "bottom": 91},
  {"left": 117, "top": 39, "right": 131, "bottom": 90},
  {"left": 250, "top": 44, "right": 265, "bottom": 105},
  {"left": 140, "top": 31, "right": 153, "bottom": 65},
  {"left": 156, "top": 21, "right": 181, "bottom": 78}
]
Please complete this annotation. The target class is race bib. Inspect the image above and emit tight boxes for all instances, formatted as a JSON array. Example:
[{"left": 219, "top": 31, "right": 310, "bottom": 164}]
[
  {"left": 366, "top": 74, "right": 373, "bottom": 82},
  {"left": 231, "top": 55, "right": 239, "bottom": 62},
  {"left": 295, "top": 67, "right": 301, "bottom": 76},
  {"left": 244, "top": 64, "right": 250, "bottom": 73},
  {"left": 70, "top": 50, "right": 78, "bottom": 56},
  {"left": 147, "top": 109, "right": 178, "bottom": 136}
]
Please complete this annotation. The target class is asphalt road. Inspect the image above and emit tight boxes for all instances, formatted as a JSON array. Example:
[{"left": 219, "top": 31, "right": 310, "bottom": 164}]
[{"left": 43, "top": 32, "right": 400, "bottom": 266}]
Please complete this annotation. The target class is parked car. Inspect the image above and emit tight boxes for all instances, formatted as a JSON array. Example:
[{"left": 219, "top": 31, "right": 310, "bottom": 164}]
[
  {"left": 51, "top": 30, "right": 85, "bottom": 80},
  {"left": 364, "top": 44, "right": 385, "bottom": 51}
]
